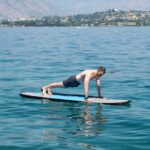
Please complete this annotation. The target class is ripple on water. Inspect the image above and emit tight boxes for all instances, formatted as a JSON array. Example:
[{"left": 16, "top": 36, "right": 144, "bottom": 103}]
[{"left": 0, "top": 27, "right": 150, "bottom": 150}]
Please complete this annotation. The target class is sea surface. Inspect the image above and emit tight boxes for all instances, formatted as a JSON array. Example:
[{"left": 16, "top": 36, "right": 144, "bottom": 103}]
[{"left": 0, "top": 27, "right": 150, "bottom": 150}]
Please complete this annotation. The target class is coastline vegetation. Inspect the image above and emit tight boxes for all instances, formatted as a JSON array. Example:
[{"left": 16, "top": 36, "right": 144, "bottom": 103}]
[{"left": 0, "top": 10, "right": 150, "bottom": 27}]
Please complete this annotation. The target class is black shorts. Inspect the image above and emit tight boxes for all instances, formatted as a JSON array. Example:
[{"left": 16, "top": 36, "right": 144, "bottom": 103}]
[{"left": 63, "top": 75, "right": 80, "bottom": 88}]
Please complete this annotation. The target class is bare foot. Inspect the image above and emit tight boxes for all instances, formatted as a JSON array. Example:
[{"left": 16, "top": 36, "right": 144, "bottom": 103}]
[
  {"left": 47, "top": 88, "right": 52, "bottom": 95},
  {"left": 42, "top": 87, "right": 47, "bottom": 95}
]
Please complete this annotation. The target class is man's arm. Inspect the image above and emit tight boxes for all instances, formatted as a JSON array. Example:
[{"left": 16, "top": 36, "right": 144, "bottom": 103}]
[
  {"left": 96, "top": 79, "right": 101, "bottom": 97},
  {"left": 84, "top": 75, "right": 90, "bottom": 100}
]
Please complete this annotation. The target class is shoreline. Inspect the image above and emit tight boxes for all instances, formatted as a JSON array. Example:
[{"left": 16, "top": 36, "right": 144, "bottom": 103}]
[{"left": 0, "top": 25, "right": 150, "bottom": 28}]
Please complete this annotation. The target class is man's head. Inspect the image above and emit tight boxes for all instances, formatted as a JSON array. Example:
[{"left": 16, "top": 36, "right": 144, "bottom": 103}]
[{"left": 97, "top": 66, "right": 106, "bottom": 76}]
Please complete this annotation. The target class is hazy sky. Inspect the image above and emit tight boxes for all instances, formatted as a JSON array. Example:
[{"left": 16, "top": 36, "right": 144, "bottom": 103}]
[{"left": 45, "top": 0, "right": 150, "bottom": 14}]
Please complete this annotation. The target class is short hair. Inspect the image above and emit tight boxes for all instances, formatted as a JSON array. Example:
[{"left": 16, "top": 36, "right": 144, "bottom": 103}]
[{"left": 97, "top": 66, "right": 106, "bottom": 74}]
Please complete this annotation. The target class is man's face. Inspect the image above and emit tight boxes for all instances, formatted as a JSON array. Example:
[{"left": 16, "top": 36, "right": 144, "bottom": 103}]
[{"left": 97, "top": 70, "right": 104, "bottom": 77}]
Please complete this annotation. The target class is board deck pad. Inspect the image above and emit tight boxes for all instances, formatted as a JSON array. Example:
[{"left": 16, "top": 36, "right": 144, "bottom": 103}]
[{"left": 20, "top": 92, "right": 131, "bottom": 105}]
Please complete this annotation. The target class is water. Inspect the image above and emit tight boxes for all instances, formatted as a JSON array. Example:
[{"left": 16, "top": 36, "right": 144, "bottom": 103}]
[{"left": 0, "top": 27, "right": 150, "bottom": 150}]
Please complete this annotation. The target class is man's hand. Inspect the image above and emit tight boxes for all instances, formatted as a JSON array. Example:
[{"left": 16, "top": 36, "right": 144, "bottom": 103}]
[
  {"left": 85, "top": 97, "right": 94, "bottom": 103},
  {"left": 85, "top": 96, "right": 89, "bottom": 102},
  {"left": 99, "top": 95, "right": 103, "bottom": 99}
]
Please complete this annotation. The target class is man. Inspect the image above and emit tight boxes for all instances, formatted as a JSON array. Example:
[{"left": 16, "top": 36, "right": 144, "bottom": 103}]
[{"left": 42, "top": 66, "right": 106, "bottom": 100}]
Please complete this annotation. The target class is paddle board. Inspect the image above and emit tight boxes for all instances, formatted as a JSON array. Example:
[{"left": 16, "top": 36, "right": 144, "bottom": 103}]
[{"left": 20, "top": 92, "right": 131, "bottom": 105}]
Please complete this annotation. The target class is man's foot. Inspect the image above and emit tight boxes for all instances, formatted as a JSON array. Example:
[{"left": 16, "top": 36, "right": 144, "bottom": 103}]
[
  {"left": 47, "top": 88, "right": 52, "bottom": 95},
  {"left": 42, "top": 87, "right": 47, "bottom": 95}
]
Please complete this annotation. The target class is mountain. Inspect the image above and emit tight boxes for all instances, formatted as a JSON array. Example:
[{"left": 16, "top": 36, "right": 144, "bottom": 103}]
[
  {"left": 0, "top": 0, "right": 149, "bottom": 20},
  {"left": 46, "top": 0, "right": 150, "bottom": 15},
  {"left": 0, "top": 0, "right": 62, "bottom": 19},
  {"left": 67, "top": 0, "right": 150, "bottom": 14}
]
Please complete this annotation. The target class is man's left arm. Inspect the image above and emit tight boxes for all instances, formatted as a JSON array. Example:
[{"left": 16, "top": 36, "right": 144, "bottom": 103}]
[{"left": 96, "top": 79, "right": 101, "bottom": 98}]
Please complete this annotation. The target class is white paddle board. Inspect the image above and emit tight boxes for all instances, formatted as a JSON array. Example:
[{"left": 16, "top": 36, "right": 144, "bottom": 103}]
[{"left": 20, "top": 92, "right": 131, "bottom": 105}]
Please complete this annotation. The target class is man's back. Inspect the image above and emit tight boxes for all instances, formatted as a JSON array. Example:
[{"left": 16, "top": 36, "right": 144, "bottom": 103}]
[{"left": 76, "top": 69, "right": 98, "bottom": 83}]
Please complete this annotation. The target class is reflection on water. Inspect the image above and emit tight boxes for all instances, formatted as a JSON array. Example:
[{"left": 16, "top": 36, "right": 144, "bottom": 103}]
[
  {"left": 42, "top": 101, "right": 106, "bottom": 141},
  {"left": 39, "top": 101, "right": 107, "bottom": 150},
  {"left": 0, "top": 27, "right": 150, "bottom": 150},
  {"left": 82, "top": 104, "right": 105, "bottom": 136}
]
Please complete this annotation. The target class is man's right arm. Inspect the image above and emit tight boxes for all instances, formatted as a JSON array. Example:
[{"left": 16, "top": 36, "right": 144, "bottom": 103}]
[
  {"left": 84, "top": 75, "right": 90, "bottom": 100},
  {"left": 96, "top": 79, "right": 101, "bottom": 97}
]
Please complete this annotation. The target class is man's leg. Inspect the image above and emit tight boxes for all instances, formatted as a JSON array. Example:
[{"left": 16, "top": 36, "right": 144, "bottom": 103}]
[{"left": 42, "top": 82, "right": 64, "bottom": 95}]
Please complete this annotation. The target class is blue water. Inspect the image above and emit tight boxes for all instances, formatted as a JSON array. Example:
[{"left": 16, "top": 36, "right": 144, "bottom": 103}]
[{"left": 0, "top": 27, "right": 150, "bottom": 150}]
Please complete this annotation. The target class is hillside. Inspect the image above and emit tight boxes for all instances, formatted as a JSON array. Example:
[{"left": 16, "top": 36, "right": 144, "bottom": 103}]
[
  {"left": 1, "top": 10, "right": 150, "bottom": 27},
  {"left": 0, "top": 0, "right": 61, "bottom": 19},
  {"left": 46, "top": 0, "right": 150, "bottom": 15}
]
